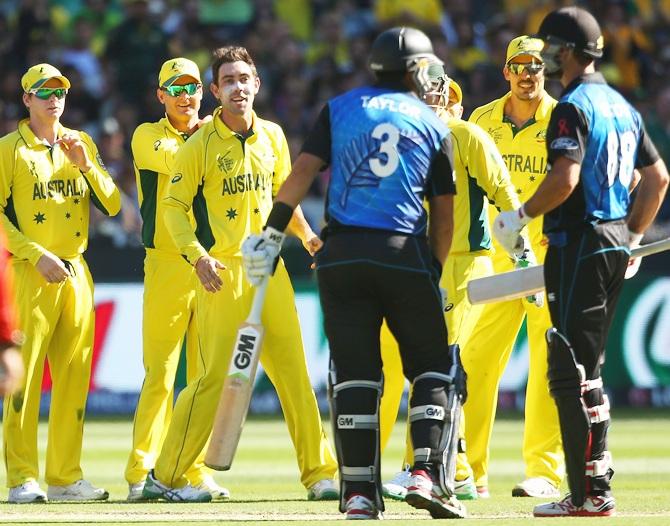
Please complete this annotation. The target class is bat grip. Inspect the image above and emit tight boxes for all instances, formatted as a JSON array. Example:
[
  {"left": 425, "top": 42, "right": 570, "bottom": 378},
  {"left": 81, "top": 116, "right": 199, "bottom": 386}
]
[{"left": 247, "top": 278, "right": 269, "bottom": 325}]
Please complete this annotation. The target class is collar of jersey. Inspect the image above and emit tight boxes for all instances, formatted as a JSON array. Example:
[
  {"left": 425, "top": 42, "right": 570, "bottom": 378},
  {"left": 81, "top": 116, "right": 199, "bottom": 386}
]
[
  {"left": 18, "top": 118, "right": 67, "bottom": 149},
  {"left": 492, "top": 90, "right": 555, "bottom": 123},
  {"left": 161, "top": 115, "right": 187, "bottom": 139},
  {"left": 212, "top": 107, "right": 257, "bottom": 140},
  {"left": 561, "top": 72, "right": 607, "bottom": 98}
]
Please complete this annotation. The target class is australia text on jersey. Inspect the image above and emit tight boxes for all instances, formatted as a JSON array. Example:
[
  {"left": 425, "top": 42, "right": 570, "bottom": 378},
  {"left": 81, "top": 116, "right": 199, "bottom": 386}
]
[
  {"left": 221, "top": 172, "right": 272, "bottom": 196},
  {"left": 33, "top": 178, "right": 86, "bottom": 200},
  {"left": 501, "top": 154, "right": 547, "bottom": 175}
]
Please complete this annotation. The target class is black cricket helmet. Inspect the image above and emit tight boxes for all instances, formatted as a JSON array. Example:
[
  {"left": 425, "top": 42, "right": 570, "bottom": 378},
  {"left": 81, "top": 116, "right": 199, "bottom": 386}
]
[
  {"left": 369, "top": 26, "right": 439, "bottom": 73},
  {"left": 537, "top": 6, "right": 604, "bottom": 58}
]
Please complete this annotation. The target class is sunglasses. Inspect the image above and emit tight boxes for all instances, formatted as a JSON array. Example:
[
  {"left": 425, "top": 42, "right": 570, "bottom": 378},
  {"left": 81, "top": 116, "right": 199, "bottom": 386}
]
[
  {"left": 31, "top": 88, "right": 68, "bottom": 100},
  {"left": 507, "top": 62, "right": 545, "bottom": 76},
  {"left": 162, "top": 83, "right": 200, "bottom": 97}
]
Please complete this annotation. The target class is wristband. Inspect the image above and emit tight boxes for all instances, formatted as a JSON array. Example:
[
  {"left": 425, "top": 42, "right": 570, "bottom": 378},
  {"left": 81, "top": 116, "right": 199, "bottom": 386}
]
[{"left": 265, "top": 201, "right": 294, "bottom": 232}]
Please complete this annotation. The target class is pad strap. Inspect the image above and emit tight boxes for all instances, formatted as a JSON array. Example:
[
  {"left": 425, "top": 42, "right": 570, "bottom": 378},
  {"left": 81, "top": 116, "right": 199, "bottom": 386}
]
[
  {"left": 413, "top": 448, "right": 431, "bottom": 463},
  {"left": 585, "top": 451, "right": 613, "bottom": 477},
  {"left": 587, "top": 395, "right": 610, "bottom": 424},
  {"left": 341, "top": 465, "right": 376, "bottom": 482},
  {"left": 581, "top": 376, "right": 603, "bottom": 394},
  {"left": 332, "top": 380, "right": 382, "bottom": 395},
  {"left": 336, "top": 414, "right": 378, "bottom": 429},
  {"left": 414, "top": 371, "right": 453, "bottom": 384},
  {"left": 409, "top": 404, "right": 446, "bottom": 422}
]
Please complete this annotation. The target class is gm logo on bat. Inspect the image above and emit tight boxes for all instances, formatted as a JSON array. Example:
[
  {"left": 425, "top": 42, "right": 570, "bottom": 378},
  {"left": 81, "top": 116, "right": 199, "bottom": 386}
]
[{"left": 230, "top": 327, "right": 261, "bottom": 379}]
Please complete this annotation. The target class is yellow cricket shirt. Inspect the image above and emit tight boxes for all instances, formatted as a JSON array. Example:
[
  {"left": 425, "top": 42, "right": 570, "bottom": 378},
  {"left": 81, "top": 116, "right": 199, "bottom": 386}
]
[
  {"left": 132, "top": 117, "right": 196, "bottom": 253},
  {"left": 164, "top": 108, "right": 290, "bottom": 264},
  {"left": 469, "top": 91, "right": 557, "bottom": 256},
  {"left": 445, "top": 117, "right": 520, "bottom": 254},
  {"left": 0, "top": 119, "right": 121, "bottom": 264}
]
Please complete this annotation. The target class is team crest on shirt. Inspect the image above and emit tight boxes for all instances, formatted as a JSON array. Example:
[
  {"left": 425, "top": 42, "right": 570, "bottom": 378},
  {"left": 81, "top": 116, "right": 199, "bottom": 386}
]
[
  {"left": 28, "top": 160, "right": 39, "bottom": 178},
  {"left": 535, "top": 129, "right": 547, "bottom": 142},
  {"left": 217, "top": 151, "right": 235, "bottom": 173},
  {"left": 154, "top": 139, "right": 161, "bottom": 151},
  {"left": 488, "top": 126, "right": 503, "bottom": 143}
]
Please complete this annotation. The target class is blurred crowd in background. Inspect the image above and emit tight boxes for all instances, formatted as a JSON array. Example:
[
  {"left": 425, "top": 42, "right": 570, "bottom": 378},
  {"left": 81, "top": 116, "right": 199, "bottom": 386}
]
[{"left": 2, "top": 0, "right": 670, "bottom": 249}]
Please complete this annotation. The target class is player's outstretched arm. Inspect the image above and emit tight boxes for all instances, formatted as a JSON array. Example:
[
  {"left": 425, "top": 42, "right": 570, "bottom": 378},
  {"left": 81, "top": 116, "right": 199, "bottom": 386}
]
[
  {"left": 523, "top": 156, "right": 580, "bottom": 219},
  {"left": 241, "top": 153, "right": 325, "bottom": 286},
  {"left": 287, "top": 205, "right": 321, "bottom": 256},
  {"left": 274, "top": 153, "right": 325, "bottom": 210}
]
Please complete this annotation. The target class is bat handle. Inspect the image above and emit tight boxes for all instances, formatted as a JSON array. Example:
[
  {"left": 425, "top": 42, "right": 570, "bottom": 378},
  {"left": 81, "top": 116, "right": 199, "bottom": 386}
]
[{"left": 247, "top": 278, "right": 269, "bottom": 325}]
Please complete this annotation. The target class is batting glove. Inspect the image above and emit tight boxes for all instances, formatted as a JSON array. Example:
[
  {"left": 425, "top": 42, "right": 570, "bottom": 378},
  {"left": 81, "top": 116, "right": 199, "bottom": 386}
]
[
  {"left": 625, "top": 231, "right": 644, "bottom": 279},
  {"left": 241, "top": 227, "right": 286, "bottom": 287},
  {"left": 493, "top": 206, "right": 532, "bottom": 259},
  {"left": 515, "top": 248, "right": 544, "bottom": 307}
]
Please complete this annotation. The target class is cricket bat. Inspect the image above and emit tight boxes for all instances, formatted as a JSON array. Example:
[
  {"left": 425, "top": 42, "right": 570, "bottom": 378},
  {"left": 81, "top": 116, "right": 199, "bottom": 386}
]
[
  {"left": 467, "top": 237, "right": 670, "bottom": 305},
  {"left": 205, "top": 278, "right": 269, "bottom": 471}
]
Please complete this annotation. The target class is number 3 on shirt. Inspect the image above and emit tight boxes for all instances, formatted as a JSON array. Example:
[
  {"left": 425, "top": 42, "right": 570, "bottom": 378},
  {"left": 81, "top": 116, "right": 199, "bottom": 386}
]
[{"left": 370, "top": 123, "right": 400, "bottom": 177}]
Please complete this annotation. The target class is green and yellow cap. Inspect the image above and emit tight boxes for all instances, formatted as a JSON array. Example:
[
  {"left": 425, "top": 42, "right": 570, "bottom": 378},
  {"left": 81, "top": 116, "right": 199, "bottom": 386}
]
[
  {"left": 21, "top": 64, "right": 71, "bottom": 93},
  {"left": 505, "top": 35, "right": 544, "bottom": 64},
  {"left": 158, "top": 58, "right": 202, "bottom": 87}
]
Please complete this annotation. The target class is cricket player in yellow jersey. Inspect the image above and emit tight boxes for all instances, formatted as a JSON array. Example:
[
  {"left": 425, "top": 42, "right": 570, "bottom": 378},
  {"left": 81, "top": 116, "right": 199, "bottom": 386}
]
[
  {"left": 125, "top": 58, "right": 230, "bottom": 502},
  {"left": 142, "top": 46, "right": 338, "bottom": 502},
  {"left": 0, "top": 64, "right": 120, "bottom": 503},
  {"left": 465, "top": 35, "right": 564, "bottom": 498},
  {"left": 378, "top": 70, "right": 521, "bottom": 501}
]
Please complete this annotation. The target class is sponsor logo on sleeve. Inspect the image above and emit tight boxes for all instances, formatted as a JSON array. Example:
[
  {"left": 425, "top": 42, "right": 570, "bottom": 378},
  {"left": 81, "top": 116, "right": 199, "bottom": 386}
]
[{"left": 550, "top": 137, "right": 579, "bottom": 150}]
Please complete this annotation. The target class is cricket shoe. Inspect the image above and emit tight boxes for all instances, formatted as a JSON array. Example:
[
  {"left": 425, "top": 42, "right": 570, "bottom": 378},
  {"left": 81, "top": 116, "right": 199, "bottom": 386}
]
[
  {"left": 196, "top": 476, "right": 230, "bottom": 501},
  {"left": 405, "top": 470, "right": 467, "bottom": 519},
  {"left": 533, "top": 493, "right": 615, "bottom": 517},
  {"left": 381, "top": 469, "right": 411, "bottom": 501},
  {"left": 512, "top": 477, "right": 560, "bottom": 498},
  {"left": 476, "top": 485, "right": 490, "bottom": 498},
  {"left": 142, "top": 470, "right": 211, "bottom": 502},
  {"left": 344, "top": 493, "right": 382, "bottom": 520},
  {"left": 454, "top": 476, "right": 478, "bottom": 500},
  {"left": 127, "top": 480, "right": 157, "bottom": 502},
  {"left": 48, "top": 479, "right": 109, "bottom": 501},
  {"left": 8, "top": 480, "right": 47, "bottom": 503},
  {"left": 307, "top": 478, "right": 338, "bottom": 501}
]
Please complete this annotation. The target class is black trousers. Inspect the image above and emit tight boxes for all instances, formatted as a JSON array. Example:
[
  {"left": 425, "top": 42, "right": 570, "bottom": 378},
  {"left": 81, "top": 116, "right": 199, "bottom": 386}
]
[
  {"left": 544, "top": 220, "right": 629, "bottom": 375},
  {"left": 316, "top": 229, "right": 452, "bottom": 383},
  {"left": 544, "top": 220, "right": 629, "bottom": 496},
  {"left": 317, "top": 229, "right": 454, "bottom": 501}
]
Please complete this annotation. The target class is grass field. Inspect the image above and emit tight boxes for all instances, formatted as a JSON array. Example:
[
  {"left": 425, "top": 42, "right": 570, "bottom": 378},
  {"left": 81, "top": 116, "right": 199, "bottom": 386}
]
[{"left": 0, "top": 409, "right": 669, "bottom": 524}]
